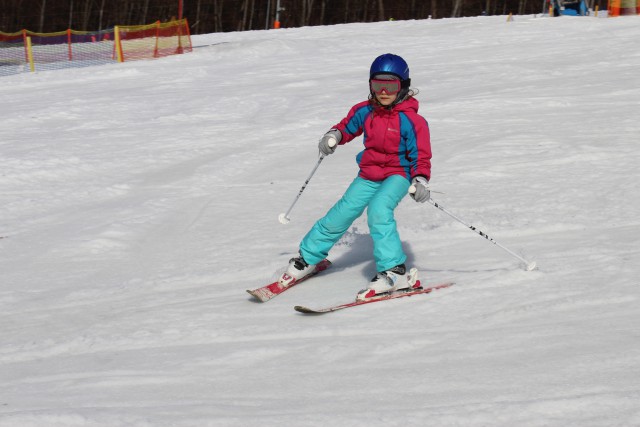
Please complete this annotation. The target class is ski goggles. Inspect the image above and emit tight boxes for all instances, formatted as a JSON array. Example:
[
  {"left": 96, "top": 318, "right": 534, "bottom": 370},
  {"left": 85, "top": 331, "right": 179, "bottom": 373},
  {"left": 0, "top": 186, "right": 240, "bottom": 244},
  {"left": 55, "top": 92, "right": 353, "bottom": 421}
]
[{"left": 370, "top": 78, "right": 401, "bottom": 95}]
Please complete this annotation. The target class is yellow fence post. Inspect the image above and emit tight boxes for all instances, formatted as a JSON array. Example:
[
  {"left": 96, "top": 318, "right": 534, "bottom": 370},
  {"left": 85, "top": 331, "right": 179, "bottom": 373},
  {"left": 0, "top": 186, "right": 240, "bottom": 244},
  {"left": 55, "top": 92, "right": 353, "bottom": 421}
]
[
  {"left": 114, "top": 26, "right": 124, "bottom": 62},
  {"left": 26, "top": 36, "right": 35, "bottom": 72}
]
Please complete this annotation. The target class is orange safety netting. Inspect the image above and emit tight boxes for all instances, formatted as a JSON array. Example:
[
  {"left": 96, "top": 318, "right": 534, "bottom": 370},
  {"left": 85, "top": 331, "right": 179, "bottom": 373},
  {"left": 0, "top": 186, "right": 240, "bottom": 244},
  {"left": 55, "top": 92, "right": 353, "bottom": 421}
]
[
  {"left": 608, "top": 0, "right": 640, "bottom": 15},
  {"left": 0, "top": 19, "right": 192, "bottom": 77},
  {"left": 115, "top": 19, "right": 192, "bottom": 62}
]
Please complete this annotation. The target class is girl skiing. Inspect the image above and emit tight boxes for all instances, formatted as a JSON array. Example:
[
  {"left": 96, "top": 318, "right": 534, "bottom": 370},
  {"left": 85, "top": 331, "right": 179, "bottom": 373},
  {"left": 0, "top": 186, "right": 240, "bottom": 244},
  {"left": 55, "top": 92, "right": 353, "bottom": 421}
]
[{"left": 280, "top": 53, "right": 432, "bottom": 301}]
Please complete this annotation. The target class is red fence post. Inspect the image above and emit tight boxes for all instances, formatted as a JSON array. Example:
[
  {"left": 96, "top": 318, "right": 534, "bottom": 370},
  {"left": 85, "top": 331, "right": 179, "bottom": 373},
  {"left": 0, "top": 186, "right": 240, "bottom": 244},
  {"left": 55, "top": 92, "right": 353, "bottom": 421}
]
[
  {"left": 22, "top": 29, "right": 29, "bottom": 62},
  {"left": 67, "top": 29, "right": 73, "bottom": 60}
]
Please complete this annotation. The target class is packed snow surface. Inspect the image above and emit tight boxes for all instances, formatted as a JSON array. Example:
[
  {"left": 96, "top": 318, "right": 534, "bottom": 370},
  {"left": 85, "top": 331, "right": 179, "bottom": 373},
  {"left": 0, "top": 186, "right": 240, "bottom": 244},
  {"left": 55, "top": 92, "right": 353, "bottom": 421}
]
[{"left": 1, "top": 14, "right": 639, "bottom": 427}]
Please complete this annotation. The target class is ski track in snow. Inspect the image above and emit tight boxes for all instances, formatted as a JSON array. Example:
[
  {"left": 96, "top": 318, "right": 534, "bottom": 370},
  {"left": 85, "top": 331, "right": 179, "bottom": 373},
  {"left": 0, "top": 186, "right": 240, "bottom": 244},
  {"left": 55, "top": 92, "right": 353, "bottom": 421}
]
[{"left": 1, "top": 15, "right": 640, "bottom": 427}]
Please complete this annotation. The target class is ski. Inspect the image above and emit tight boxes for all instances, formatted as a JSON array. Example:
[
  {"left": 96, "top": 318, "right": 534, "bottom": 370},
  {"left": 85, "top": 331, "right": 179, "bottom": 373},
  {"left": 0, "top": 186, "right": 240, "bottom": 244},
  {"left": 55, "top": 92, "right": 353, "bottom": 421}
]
[
  {"left": 247, "top": 259, "right": 332, "bottom": 302},
  {"left": 294, "top": 281, "right": 454, "bottom": 314}
]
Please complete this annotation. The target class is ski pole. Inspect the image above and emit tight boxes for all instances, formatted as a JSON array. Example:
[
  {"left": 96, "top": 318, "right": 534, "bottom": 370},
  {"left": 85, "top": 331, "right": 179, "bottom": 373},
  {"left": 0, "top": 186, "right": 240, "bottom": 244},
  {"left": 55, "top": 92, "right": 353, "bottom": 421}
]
[
  {"left": 278, "top": 140, "right": 336, "bottom": 224},
  {"left": 409, "top": 186, "right": 536, "bottom": 271}
]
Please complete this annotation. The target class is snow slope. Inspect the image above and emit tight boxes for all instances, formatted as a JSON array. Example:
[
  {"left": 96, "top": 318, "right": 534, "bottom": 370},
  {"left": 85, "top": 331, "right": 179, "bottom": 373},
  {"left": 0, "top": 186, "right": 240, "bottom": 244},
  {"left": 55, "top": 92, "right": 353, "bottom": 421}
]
[{"left": 1, "top": 14, "right": 639, "bottom": 427}]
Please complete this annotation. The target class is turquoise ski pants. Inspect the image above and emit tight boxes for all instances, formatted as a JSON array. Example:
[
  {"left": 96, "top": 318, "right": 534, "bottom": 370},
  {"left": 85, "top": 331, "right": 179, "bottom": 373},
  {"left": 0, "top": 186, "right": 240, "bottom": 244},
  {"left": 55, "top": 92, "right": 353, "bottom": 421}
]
[{"left": 300, "top": 174, "right": 410, "bottom": 272}]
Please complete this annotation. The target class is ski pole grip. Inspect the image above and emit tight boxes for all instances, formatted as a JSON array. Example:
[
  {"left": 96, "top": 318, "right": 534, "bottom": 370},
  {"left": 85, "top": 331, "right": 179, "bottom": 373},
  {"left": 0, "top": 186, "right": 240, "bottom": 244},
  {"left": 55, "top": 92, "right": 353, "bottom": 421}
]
[
  {"left": 408, "top": 185, "right": 417, "bottom": 194},
  {"left": 328, "top": 138, "right": 337, "bottom": 148}
]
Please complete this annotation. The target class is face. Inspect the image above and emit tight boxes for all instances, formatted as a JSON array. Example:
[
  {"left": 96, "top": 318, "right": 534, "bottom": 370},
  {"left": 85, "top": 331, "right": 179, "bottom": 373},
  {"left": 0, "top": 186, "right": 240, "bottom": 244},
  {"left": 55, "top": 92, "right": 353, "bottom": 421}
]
[{"left": 375, "top": 92, "right": 398, "bottom": 106}]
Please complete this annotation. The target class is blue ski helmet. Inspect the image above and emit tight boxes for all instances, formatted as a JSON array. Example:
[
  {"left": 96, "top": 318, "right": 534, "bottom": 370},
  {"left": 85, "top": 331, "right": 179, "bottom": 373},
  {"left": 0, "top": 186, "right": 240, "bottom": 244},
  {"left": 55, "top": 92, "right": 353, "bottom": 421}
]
[
  {"left": 369, "top": 54, "right": 411, "bottom": 105},
  {"left": 369, "top": 53, "right": 410, "bottom": 83}
]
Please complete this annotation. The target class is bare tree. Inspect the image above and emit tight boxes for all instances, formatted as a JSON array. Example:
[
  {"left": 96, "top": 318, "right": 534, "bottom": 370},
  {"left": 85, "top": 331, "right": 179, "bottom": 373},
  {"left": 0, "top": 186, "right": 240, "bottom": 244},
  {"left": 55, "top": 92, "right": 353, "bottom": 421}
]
[
  {"left": 193, "top": 0, "right": 203, "bottom": 32},
  {"left": 431, "top": 0, "right": 440, "bottom": 18},
  {"left": 97, "top": 0, "right": 105, "bottom": 31},
  {"left": 518, "top": 0, "right": 527, "bottom": 14},
  {"left": 141, "top": 0, "right": 150, "bottom": 24},
  {"left": 38, "top": 0, "right": 46, "bottom": 32},
  {"left": 302, "top": 0, "right": 315, "bottom": 26},
  {"left": 1, "top": 0, "right": 556, "bottom": 35},
  {"left": 79, "top": 0, "right": 92, "bottom": 30},
  {"left": 68, "top": 0, "right": 73, "bottom": 28},
  {"left": 213, "top": 0, "right": 225, "bottom": 33},
  {"left": 452, "top": 0, "right": 464, "bottom": 16},
  {"left": 239, "top": 0, "right": 253, "bottom": 30},
  {"left": 319, "top": 0, "right": 327, "bottom": 24}
]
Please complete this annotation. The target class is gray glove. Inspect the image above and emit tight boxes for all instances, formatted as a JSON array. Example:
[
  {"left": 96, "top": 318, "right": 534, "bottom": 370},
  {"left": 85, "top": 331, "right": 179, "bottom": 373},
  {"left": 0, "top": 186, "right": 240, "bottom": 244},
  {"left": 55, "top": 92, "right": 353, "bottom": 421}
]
[
  {"left": 410, "top": 176, "right": 430, "bottom": 203},
  {"left": 318, "top": 129, "right": 342, "bottom": 156}
]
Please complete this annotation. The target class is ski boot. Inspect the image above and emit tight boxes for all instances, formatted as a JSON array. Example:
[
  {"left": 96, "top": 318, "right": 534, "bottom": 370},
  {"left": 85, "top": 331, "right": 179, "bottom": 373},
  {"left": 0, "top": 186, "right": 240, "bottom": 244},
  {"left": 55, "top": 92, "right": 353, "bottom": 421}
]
[
  {"left": 278, "top": 255, "right": 316, "bottom": 287},
  {"left": 356, "top": 264, "right": 420, "bottom": 301}
]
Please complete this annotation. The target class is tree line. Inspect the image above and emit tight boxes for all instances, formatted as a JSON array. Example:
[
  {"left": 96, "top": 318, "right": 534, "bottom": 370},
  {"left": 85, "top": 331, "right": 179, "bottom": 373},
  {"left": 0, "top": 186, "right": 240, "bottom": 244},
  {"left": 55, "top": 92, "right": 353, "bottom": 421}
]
[{"left": 1, "top": 0, "right": 603, "bottom": 35}]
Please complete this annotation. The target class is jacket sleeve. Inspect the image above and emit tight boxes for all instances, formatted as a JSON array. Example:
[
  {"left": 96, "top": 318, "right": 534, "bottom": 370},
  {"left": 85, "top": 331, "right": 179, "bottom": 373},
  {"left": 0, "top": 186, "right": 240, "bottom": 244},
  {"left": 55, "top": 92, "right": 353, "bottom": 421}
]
[
  {"left": 332, "top": 101, "right": 371, "bottom": 145},
  {"left": 408, "top": 115, "right": 432, "bottom": 181}
]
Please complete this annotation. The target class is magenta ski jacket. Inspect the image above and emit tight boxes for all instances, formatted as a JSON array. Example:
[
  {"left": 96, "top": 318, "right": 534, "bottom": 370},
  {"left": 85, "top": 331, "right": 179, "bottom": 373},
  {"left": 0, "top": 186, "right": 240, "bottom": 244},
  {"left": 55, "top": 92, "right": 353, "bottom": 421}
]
[{"left": 333, "top": 96, "right": 432, "bottom": 182}]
